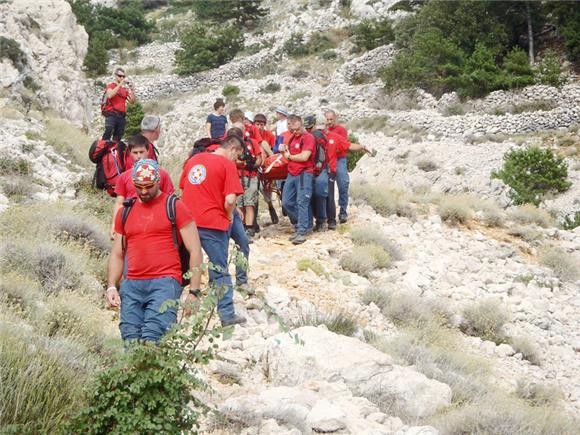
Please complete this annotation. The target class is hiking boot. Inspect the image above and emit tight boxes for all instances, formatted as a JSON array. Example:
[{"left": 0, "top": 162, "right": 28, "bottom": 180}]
[
  {"left": 236, "top": 283, "right": 256, "bottom": 296},
  {"left": 269, "top": 205, "right": 279, "bottom": 224},
  {"left": 339, "top": 216, "right": 348, "bottom": 224},
  {"left": 221, "top": 314, "right": 247, "bottom": 327},
  {"left": 288, "top": 232, "right": 299, "bottom": 241},
  {"left": 314, "top": 222, "right": 327, "bottom": 232},
  {"left": 328, "top": 221, "right": 337, "bottom": 230},
  {"left": 292, "top": 234, "right": 308, "bottom": 245}
]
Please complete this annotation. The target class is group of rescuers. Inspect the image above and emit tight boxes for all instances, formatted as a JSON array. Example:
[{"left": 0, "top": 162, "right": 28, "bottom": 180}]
[{"left": 102, "top": 67, "right": 374, "bottom": 341}]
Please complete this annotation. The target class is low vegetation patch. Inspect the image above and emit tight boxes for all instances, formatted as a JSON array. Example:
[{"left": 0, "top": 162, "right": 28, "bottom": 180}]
[
  {"left": 460, "top": 299, "right": 509, "bottom": 344},
  {"left": 296, "top": 258, "right": 326, "bottom": 277},
  {"left": 509, "top": 336, "right": 541, "bottom": 365},
  {"left": 515, "top": 379, "right": 563, "bottom": 407},
  {"left": 340, "top": 244, "right": 391, "bottom": 277},
  {"left": 538, "top": 246, "right": 579, "bottom": 281},
  {"left": 350, "top": 183, "right": 415, "bottom": 219},
  {"left": 293, "top": 310, "right": 359, "bottom": 337},
  {"left": 0, "top": 156, "right": 31, "bottom": 176},
  {"left": 416, "top": 158, "right": 438, "bottom": 172},
  {"left": 510, "top": 204, "right": 553, "bottom": 228},
  {"left": 350, "top": 226, "right": 403, "bottom": 261},
  {"left": 438, "top": 196, "right": 474, "bottom": 226}
]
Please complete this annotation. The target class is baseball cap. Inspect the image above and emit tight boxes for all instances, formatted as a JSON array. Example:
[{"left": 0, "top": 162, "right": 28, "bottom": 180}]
[
  {"left": 132, "top": 159, "right": 159, "bottom": 183},
  {"left": 304, "top": 115, "right": 317, "bottom": 129},
  {"left": 275, "top": 106, "right": 289, "bottom": 117},
  {"left": 244, "top": 111, "right": 254, "bottom": 122}
]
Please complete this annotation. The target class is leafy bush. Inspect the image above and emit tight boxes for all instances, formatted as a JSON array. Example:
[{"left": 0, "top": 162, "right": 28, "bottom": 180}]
[
  {"left": 492, "top": 147, "right": 572, "bottom": 206},
  {"left": 352, "top": 18, "right": 395, "bottom": 51},
  {"left": 222, "top": 84, "right": 240, "bottom": 98},
  {"left": 293, "top": 311, "right": 358, "bottom": 337},
  {"left": 124, "top": 102, "right": 145, "bottom": 139},
  {"left": 175, "top": 23, "right": 243, "bottom": 75},
  {"left": 283, "top": 32, "right": 309, "bottom": 57},
  {"left": 536, "top": 49, "right": 565, "bottom": 88},
  {"left": 68, "top": 278, "right": 233, "bottom": 433},
  {"left": 460, "top": 299, "right": 509, "bottom": 343}
]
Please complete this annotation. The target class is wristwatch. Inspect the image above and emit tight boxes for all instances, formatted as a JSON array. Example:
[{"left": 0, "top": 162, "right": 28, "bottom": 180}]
[{"left": 189, "top": 288, "right": 202, "bottom": 298}]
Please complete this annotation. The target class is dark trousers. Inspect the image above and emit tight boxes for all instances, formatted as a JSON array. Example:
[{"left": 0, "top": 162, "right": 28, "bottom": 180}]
[
  {"left": 327, "top": 178, "right": 337, "bottom": 225},
  {"left": 102, "top": 112, "right": 127, "bottom": 142}
]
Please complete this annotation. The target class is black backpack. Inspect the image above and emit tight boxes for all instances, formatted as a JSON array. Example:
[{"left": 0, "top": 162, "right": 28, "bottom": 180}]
[
  {"left": 311, "top": 130, "right": 328, "bottom": 175},
  {"left": 120, "top": 194, "right": 191, "bottom": 287},
  {"left": 190, "top": 137, "right": 222, "bottom": 158}
]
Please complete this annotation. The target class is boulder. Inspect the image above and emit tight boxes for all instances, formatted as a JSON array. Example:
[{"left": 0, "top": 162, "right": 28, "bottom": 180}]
[{"left": 262, "top": 326, "right": 452, "bottom": 418}]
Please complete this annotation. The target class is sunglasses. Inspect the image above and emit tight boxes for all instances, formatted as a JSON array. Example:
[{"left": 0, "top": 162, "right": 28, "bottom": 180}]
[
  {"left": 133, "top": 182, "right": 156, "bottom": 189},
  {"left": 116, "top": 74, "right": 125, "bottom": 78}
]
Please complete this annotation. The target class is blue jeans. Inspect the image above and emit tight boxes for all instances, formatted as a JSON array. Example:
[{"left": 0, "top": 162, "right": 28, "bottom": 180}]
[
  {"left": 198, "top": 227, "right": 235, "bottom": 322},
  {"left": 336, "top": 157, "right": 349, "bottom": 220},
  {"left": 282, "top": 172, "right": 313, "bottom": 235},
  {"left": 120, "top": 277, "right": 182, "bottom": 342},
  {"left": 228, "top": 212, "right": 249, "bottom": 285},
  {"left": 313, "top": 170, "right": 329, "bottom": 222}
]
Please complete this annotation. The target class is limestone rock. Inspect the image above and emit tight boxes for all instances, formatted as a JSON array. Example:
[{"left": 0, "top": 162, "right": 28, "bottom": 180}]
[{"left": 263, "top": 326, "right": 452, "bottom": 418}]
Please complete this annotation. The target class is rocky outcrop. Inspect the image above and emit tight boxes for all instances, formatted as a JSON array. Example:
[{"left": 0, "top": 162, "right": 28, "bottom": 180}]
[
  {"left": 263, "top": 326, "right": 452, "bottom": 418},
  {"left": 0, "top": 0, "right": 91, "bottom": 127}
]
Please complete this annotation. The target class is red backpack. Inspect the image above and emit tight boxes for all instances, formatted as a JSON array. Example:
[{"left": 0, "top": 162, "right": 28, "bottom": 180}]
[
  {"left": 88, "top": 139, "right": 127, "bottom": 196},
  {"left": 262, "top": 153, "right": 288, "bottom": 180}
]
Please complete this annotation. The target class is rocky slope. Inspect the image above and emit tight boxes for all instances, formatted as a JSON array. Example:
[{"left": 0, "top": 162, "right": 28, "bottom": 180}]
[{"left": 0, "top": 0, "right": 579, "bottom": 433}]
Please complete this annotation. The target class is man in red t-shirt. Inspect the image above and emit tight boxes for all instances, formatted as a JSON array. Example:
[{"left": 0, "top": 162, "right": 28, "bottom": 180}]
[
  {"left": 110, "top": 134, "right": 175, "bottom": 240},
  {"left": 280, "top": 115, "right": 315, "bottom": 245},
  {"left": 324, "top": 109, "right": 374, "bottom": 229},
  {"left": 102, "top": 67, "right": 136, "bottom": 142},
  {"left": 180, "top": 134, "right": 247, "bottom": 327},
  {"left": 106, "top": 159, "right": 203, "bottom": 342}
]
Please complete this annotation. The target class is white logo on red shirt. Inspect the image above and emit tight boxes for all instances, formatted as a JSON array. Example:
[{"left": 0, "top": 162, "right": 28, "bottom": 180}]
[{"left": 188, "top": 164, "right": 206, "bottom": 185}]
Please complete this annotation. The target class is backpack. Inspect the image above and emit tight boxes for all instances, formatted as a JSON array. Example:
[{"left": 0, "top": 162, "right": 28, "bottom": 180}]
[
  {"left": 100, "top": 88, "right": 112, "bottom": 115},
  {"left": 88, "top": 139, "right": 127, "bottom": 197},
  {"left": 190, "top": 137, "right": 222, "bottom": 158},
  {"left": 120, "top": 194, "right": 191, "bottom": 287},
  {"left": 311, "top": 130, "right": 328, "bottom": 175},
  {"left": 262, "top": 153, "right": 288, "bottom": 180}
]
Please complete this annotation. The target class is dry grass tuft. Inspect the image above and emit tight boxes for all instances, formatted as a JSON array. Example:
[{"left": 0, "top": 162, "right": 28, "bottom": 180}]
[
  {"left": 350, "top": 226, "right": 403, "bottom": 261},
  {"left": 509, "top": 336, "right": 541, "bottom": 365},
  {"left": 460, "top": 299, "right": 509, "bottom": 343},
  {"left": 297, "top": 258, "right": 326, "bottom": 276},
  {"left": 538, "top": 246, "right": 579, "bottom": 281},
  {"left": 350, "top": 183, "right": 415, "bottom": 219},
  {"left": 515, "top": 379, "right": 564, "bottom": 407},
  {"left": 340, "top": 244, "right": 391, "bottom": 277},
  {"left": 293, "top": 310, "right": 359, "bottom": 337},
  {"left": 510, "top": 204, "right": 554, "bottom": 228},
  {"left": 438, "top": 196, "right": 474, "bottom": 225}
]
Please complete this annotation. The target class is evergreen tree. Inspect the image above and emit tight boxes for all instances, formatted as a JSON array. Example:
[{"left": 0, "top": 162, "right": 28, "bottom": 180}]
[
  {"left": 190, "top": 0, "right": 266, "bottom": 26},
  {"left": 502, "top": 47, "right": 534, "bottom": 89}
]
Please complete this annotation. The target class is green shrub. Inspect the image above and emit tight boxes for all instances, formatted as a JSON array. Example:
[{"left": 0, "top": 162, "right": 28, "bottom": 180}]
[
  {"left": 293, "top": 311, "right": 358, "bottom": 337},
  {"left": 190, "top": 0, "right": 266, "bottom": 26},
  {"left": 561, "top": 211, "right": 580, "bottom": 230},
  {"left": 492, "top": 147, "right": 572, "bottom": 206},
  {"left": 222, "top": 84, "right": 240, "bottom": 98},
  {"left": 283, "top": 32, "right": 309, "bottom": 57},
  {"left": 460, "top": 299, "right": 509, "bottom": 343},
  {"left": 347, "top": 150, "right": 365, "bottom": 172},
  {"left": 175, "top": 23, "right": 243, "bottom": 75},
  {"left": 124, "top": 101, "right": 145, "bottom": 139},
  {"left": 352, "top": 18, "right": 395, "bottom": 50},
  {"left": 284, "top": 31, "right": 338, "bottom": 58},
  {"left": 536, "top": 49, "right": 566, "bottom": 88},
  {"left": 502, "top": 47, "right": 535, "bottom": 89},
  {"left": 458, "top": 43, "right": 504, "bottom": 98},
  {"left": 0, "top": 36, "right": 27, "bottom": 71},
  {"left": 83, "top": 35, "right": 108, "bottom": 77}
]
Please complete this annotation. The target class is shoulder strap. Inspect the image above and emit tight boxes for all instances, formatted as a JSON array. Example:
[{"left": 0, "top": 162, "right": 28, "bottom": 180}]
[
  {"left": 166, "top": 194, "right": 179, "bottom": 249},
  {"left": 120, "top": 197, "right": 137, "bottom": 251}
]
